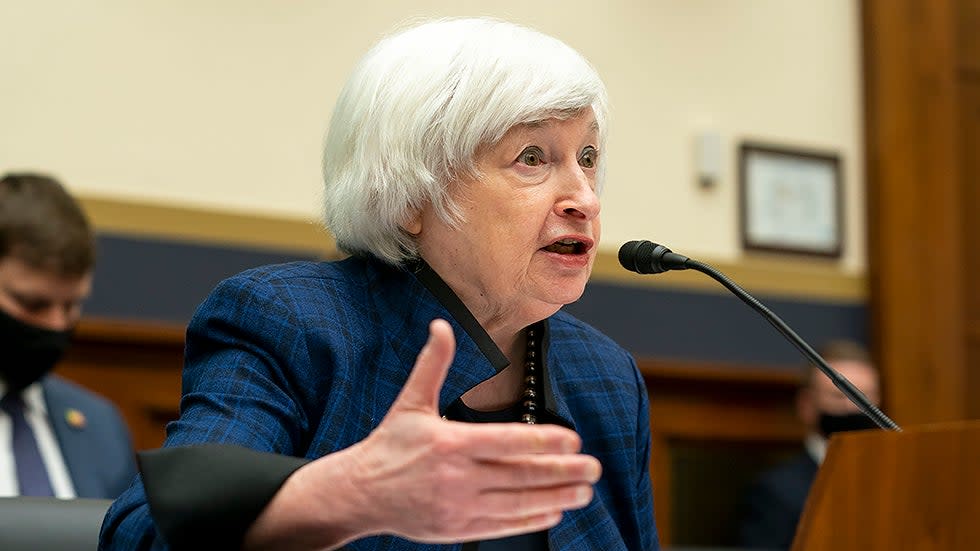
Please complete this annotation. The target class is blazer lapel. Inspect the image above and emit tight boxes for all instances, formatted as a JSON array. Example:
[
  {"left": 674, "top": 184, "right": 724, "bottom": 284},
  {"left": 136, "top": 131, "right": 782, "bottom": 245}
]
[
  {"left": 539, "top": 319, "right": 576, "bottom": 430},
  {"left": 370, "top": 260, "right": 499, "bottom": 414},
  {"left": 41, "top": 379, "right": 100, "bottom": 498}
]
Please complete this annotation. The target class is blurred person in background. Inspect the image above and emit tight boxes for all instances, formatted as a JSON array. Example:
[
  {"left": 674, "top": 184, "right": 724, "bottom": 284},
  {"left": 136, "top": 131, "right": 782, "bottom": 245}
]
[
  {"left": 738, "top": 340, "right": 881, "bottom": 549},
  {"left": 0, "top": 172, "right": 136, "bottom": 499}
]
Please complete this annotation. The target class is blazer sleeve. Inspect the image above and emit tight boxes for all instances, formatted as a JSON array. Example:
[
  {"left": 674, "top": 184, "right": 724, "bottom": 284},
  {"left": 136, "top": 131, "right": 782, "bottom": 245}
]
[
  {"left": 138, "top": 444, "right": 308, "bottom": 549},
  {"left": 100, "top": 272, "right": 323, "bottom": 551}
]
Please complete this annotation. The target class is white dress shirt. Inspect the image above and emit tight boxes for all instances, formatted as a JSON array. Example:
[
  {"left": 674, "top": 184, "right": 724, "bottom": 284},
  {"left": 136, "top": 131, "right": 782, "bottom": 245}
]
[
  {"left": 804, "top": 432, "right": 828, "bottom": 465},
  {"left": 0, "top": 381, "right": 77, "bottom": 498}
]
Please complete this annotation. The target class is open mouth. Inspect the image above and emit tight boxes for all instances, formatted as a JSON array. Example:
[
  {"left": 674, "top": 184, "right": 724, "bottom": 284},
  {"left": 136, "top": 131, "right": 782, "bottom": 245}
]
[{"left": 542, "top": 238, "right": 588, "bottom": 255}]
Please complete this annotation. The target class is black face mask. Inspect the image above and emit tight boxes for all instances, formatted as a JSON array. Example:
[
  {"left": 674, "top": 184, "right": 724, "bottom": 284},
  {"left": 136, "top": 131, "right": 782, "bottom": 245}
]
[
  {"left": 817, "top": 411, "right": 879, "bottom": 437},
  {"left": 0, "top": 307, "right": 72, "bottom": 394}
]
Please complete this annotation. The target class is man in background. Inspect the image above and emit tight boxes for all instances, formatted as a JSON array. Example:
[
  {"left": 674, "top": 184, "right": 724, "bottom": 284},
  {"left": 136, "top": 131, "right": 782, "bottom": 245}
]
[
  {"left": 737, "top": 340, "right": 881, "bottom": 550},
  {"left": 0, "top": 172, "right": 136, "bottom": 498}
]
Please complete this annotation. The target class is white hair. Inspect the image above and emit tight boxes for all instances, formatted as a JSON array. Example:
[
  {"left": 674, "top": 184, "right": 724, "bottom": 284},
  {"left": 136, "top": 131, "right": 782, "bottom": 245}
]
[{"left": 321, "top": 17, "right": 609, "bottom": 265}]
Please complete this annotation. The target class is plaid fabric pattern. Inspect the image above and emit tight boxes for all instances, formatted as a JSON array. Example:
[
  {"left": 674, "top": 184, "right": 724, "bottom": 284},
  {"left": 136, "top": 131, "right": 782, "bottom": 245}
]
[{"left": 100, "top": 256, "right": 658, "bottom": 550}]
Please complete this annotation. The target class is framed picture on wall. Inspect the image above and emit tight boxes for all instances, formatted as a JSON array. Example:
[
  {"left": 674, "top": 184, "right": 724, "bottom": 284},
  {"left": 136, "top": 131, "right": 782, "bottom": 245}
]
[{"left": 738, "top": 142, "right": 843, "bottom": 258}]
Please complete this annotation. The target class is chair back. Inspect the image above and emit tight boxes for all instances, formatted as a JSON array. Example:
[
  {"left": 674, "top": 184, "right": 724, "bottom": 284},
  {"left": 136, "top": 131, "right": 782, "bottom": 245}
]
[{"left": 0, "top": 497, "right": 112, "bottom": 551}]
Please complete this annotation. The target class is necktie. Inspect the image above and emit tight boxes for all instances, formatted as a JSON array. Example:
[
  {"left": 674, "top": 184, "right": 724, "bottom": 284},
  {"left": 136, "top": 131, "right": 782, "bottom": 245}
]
[{"left": 1, "top": 393, "right": 54, "bottom": 496}]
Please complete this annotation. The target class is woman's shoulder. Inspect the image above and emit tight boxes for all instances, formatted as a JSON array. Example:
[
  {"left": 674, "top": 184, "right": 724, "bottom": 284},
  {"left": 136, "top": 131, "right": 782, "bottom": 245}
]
[
  {"left": 191, "top": 256, "right": 394, "bottom": 327},
  {"left": 215, "top": 256, "right": 392, "bottom": 300},
  {"left": 227, "top": 256, "right": 367, "bottom": 285}
]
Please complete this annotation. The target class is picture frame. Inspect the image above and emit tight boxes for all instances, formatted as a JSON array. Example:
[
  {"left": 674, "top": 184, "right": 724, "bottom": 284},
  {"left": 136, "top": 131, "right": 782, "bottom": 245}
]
[{"left": 738, "top": 142, "right": 843, "bottom": 258}]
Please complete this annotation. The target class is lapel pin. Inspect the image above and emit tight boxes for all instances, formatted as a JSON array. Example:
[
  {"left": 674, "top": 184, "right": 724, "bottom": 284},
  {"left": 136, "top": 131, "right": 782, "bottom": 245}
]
[{"left": 65, "top": 408, "right": 87, "bottom": 430}]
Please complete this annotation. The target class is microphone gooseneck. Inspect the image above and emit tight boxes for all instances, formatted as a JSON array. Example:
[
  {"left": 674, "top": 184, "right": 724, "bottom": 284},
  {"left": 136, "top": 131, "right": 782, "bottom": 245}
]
[{"left": 618, "top": 240, "right": 901, "bottom": 432}]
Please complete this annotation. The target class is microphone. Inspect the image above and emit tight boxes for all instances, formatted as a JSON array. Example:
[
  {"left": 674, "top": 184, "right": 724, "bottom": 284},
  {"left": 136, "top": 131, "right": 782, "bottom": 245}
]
[{"left": 618, "top": 240, "right": 901, "bottom": 432}]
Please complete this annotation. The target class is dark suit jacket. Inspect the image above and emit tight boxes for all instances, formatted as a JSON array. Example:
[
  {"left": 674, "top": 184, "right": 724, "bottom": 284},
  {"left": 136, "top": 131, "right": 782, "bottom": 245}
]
[
  {"left": 40, "top": 375, "right": 137, "bottom": 499},
  {"left": 101, "top": 256, "right": 658, "bottom": 550},
  {"left": 737, "top": 451, "right": 818, "bottom": 550}
]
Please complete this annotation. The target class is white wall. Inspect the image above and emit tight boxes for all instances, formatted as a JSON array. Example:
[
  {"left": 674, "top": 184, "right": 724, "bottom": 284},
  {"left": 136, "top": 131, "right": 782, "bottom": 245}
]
[{"left": 0, "top": 0, "right": 865, "bottom": 272}]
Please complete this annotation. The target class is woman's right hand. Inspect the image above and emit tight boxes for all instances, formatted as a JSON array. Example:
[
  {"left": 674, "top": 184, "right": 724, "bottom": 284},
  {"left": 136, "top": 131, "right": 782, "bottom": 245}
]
[{"left": 245, "top": 319, "right": 600, "bottom": 550}]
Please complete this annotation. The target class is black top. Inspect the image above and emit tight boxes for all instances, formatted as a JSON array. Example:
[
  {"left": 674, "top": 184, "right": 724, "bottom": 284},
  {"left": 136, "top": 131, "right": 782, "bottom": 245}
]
[{"left": 446, "top": 399, "right": 552, "bottom": 551}]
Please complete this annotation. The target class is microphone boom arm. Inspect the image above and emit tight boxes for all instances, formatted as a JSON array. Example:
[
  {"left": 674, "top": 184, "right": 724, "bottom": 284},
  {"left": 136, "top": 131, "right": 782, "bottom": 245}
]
[
  {"left": 618, "top": 240, "right": 900, "bottom": 431},
  {"left": 684, "top": 258, "right": 900, "bottom": 431}
]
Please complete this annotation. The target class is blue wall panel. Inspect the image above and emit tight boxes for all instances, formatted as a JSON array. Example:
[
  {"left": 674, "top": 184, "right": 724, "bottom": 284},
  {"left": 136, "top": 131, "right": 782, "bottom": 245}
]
[
  {"left": 565, "top": 281, "right": 867, "bottom": 367},
  {"left": 85, "top": 233, "right": 866, "bottom": 367},
  {"left": 86, "top": 233, "right": 316, "bottom": 324}
]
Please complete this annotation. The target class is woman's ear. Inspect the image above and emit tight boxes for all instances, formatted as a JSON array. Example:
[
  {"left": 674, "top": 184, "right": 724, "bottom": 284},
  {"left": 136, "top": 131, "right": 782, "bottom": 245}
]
[{"left": 401, "top": 209, "right": 423, "bottom": 236}]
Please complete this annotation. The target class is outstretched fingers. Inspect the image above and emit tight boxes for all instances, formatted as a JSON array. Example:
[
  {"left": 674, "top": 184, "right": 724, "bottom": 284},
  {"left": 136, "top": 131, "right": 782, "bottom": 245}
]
[
  {"left": 473, "top": 453, "right": 602, "bottom": 490},
  {"left": 451, "top": 421, "right": 584, "bottom": 458},
  {"left": 356, "top": 318, "right": 603, "bottom": 544},
  {"left": 476, "top": 483, "right": 595, "bottom": 520}
]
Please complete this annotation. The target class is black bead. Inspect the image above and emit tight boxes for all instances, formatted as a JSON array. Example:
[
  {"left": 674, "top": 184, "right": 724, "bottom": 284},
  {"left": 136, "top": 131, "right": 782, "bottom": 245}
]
[{"left": 522, "top": 324, "right": 544, "bottom": 426}]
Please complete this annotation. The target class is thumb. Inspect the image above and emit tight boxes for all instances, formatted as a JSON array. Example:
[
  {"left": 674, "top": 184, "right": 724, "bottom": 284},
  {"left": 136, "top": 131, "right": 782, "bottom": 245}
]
[{"left": 389, "top": 319, "right": 456, "bottom": 415}]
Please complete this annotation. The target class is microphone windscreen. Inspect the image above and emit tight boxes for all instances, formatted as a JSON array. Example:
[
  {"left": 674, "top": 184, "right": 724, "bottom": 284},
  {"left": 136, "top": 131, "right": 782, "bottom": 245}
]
[
  {"left": 618, "top": 240, "right": 643, "bottom": 272},
  {"left": 618, "top": 240, "right": 659, "bottom": 274}
]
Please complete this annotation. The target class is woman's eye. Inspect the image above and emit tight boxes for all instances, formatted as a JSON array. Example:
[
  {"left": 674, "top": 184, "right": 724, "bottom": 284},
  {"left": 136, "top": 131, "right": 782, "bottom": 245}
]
[
  {"left": 519, "top": 146, "right": 544, "bottom": 166},
  {"left": 579, "top": 146, "right": 598, "bottom": 169}
]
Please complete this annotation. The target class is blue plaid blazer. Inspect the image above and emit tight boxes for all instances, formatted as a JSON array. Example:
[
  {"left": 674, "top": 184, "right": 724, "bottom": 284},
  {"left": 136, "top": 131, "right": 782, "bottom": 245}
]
[{"left": 100, "top": 256, "right": 658, "bottom": 550}]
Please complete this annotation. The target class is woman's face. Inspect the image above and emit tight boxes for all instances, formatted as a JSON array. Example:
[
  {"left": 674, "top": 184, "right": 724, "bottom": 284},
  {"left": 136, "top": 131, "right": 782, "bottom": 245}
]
[{"left": 411, "top": 109, "right": 601, "bottom": 332}]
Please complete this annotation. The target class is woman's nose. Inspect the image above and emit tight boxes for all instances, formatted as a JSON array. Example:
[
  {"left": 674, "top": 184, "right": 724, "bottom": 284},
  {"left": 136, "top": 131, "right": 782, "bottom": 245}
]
[{"left": 555, "top": 167, "right": 600, "bottom": 220}]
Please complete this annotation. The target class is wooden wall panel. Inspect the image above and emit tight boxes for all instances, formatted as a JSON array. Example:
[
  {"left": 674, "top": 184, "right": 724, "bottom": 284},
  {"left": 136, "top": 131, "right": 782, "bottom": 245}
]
[
  {"left": 959, "top": 78, "right": 980, "bottom": 419},
  {"left": 963, "top": 83, "right": 980, "bottom": 321},
  {"left": 639, "top": 359, "right": 804, "bottom": 547},
  {"left": 862, "top": 0, "right": 969, "bottom": 424},
  {"left": 56, "top": 318, "right": 184, "bottom": 451},
  {"left": 958, "top": 0, "right": 980, "bottom": 72},
  {"left": 958, "top": 1, "right": 980, "bottom": 421}
]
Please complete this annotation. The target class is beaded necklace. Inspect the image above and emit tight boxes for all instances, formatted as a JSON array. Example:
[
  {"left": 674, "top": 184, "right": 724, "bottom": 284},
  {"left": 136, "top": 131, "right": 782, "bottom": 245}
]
[
  {"left": 521, "top": 322, "right": 543, "bottom": 424},
  {"left": 442, "top": 323, "right": 544, "bottom": 424}
]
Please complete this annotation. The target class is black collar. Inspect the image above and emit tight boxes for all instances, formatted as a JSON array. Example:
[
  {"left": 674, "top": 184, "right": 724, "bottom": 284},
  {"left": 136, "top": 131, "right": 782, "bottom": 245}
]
[
  {"left": 405, "top": 258, "right": 570, "bottom": 429},
  {"left": 411, "top": 260, "right": 509, "bottom": 372}
]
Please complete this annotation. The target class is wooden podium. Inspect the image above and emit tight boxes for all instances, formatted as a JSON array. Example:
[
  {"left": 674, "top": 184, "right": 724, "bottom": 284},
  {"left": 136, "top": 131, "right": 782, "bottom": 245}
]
[{"left": 791, "top": 420, "right": 980, "bottom": 550}]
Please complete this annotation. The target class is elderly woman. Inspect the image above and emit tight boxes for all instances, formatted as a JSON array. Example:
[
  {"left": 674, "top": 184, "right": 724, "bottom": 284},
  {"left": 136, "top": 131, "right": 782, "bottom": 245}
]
[{"left": 100, "top": 17, "right": 657, "bottom": 551}]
